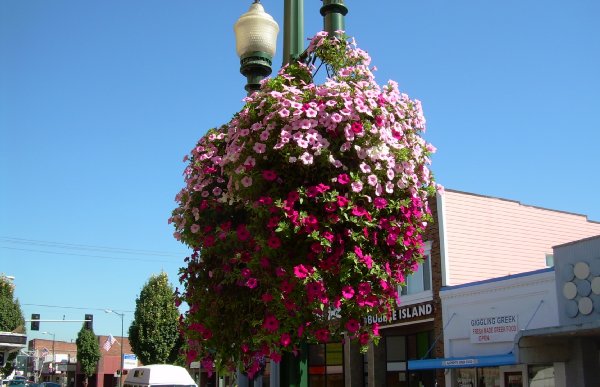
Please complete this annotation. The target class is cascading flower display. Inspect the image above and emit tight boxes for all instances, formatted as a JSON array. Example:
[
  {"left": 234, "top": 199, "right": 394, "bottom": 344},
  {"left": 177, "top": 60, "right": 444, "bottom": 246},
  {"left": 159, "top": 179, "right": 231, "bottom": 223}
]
[{"left": 170, "top": 31, "right": 441, "bottom": 378}]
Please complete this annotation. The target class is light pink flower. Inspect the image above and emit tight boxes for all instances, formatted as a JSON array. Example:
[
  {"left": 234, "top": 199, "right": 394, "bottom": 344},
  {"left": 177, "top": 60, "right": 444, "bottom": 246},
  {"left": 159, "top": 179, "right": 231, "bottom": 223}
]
[
  {"left": 253, "top": 142, "right": 266, "bottom": 154},
  {"left": 351, "top": 181, "right": 363, "bottom": 192},
  {"left": 367, "top": 174, "right": 378, "bottom": 186},
  {"left": 241, "top": 176, "right": 253, "bottom": 188},
  {"left": 300, "top": 152, "right": 314, "bottom": 165}
]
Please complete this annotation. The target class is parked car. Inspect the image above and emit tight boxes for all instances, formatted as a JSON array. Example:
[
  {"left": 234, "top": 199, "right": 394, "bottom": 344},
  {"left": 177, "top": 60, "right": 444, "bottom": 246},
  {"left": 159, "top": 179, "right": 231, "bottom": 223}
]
[
  {"left": 7, "top": 381, "right": 25, "bottom": 387},
  {"left": 39, "top": 383, "right": 60, "bottom": 387}
]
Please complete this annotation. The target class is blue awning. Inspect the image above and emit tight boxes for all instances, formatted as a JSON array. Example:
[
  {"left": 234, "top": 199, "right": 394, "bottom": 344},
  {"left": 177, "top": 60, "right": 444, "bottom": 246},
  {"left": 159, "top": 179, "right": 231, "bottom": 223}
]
[{"left": 408, "top": 353, "right": 516, "bottom": 370}]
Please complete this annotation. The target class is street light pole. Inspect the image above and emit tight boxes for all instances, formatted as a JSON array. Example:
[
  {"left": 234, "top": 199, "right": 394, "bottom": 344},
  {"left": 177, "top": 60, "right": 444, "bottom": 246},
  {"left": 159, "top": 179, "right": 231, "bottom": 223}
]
[{"left": 105, "top": 310, "right": 125, "bottom": 387}]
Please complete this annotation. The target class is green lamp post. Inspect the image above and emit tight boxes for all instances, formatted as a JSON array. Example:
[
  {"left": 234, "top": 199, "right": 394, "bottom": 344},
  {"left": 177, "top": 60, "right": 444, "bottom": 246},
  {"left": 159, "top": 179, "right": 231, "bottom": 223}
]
[{"left": 233, "top": 1, "right": 348, "bottom": 386}]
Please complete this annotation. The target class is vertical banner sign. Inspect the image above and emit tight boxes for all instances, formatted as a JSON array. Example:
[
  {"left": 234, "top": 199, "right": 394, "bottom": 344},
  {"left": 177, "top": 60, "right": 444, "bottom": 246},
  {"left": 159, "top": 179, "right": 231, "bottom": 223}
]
[{"left": 470, "top": 315, "right": 519, "bottom": 343}]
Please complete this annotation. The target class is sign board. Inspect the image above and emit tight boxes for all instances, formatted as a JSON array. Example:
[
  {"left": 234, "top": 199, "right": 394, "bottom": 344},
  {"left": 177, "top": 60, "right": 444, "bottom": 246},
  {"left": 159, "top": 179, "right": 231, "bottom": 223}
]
[
  {"left": 470, "top": 314, "right": 519, "bottom": 343},
  {"left": 364, "top": 301, "right": 434, "bottom": 325},
  {"left": 123, "top": 354, "right": 138, "bottom": 370}
]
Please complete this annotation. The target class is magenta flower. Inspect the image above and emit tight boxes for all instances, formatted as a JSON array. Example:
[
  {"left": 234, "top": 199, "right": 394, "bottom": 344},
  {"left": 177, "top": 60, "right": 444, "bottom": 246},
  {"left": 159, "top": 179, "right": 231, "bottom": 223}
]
[
  {"left": 337, "top": 195, "right": 349, "bottom": 207},
  {"left": 236, "top": 224, "right": 251, "bottom": 241},
  {"left": 315, "top": 328, "right": 330, "bottom": 343},
  {"left": 246, "top": 278, "right": 258, "bottom": 289},
  {"left": 337, "top": 173, "right": 350, "bottom": 184},
  {"left": 373, "top": 197, "right": 387, "bottom": 209},
  {"left": 345, "top": 319, "right": 360, "bottom": 333},
  {"left": 267, "top": 235, "right": 281, "bottom": 249},
  {"left": 293, "top": 264, "right": 312, "bottom": 279},
  {"left": 262, "top": 315, "right": 280, "bottom": 333},
  {"left": 351, "top": 121, "right": 363, "bottom": 134},
  {"left": 262, "top": 170, "right": 277, "bottom": 181},
  {"left": 280, "top": 332, "right": 292, "bottom": 347},
  {"left": 341, "top": 286, "right": 355, "bottom": 299}
]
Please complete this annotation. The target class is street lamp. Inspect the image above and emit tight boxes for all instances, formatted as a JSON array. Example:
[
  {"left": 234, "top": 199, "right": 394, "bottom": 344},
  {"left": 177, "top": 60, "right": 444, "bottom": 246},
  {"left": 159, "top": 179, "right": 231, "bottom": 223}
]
[
  {"left": 41, "top": 331, "right": 56, "bottom": 374},
  {"left": 104, "top": 309, "right": 125, "bottom": 387},
  {"left": 234, "top": 0, "right": 348, "bottom": 94},
  {"left": 234, "top": 0, "right": 280, "bottom": 94}
]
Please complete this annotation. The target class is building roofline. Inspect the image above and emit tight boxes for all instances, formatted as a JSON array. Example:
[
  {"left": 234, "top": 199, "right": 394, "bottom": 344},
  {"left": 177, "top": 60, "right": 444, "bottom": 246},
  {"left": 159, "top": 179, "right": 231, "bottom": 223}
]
[
  {"left": 552, "top": 234, "right": 600, "bottom": 249},
  {"left": 441, "top": 267, "right": 555, "bottom": 292},
  {"left": 444, "top": 188, "right": 600, "bottom": 224}
]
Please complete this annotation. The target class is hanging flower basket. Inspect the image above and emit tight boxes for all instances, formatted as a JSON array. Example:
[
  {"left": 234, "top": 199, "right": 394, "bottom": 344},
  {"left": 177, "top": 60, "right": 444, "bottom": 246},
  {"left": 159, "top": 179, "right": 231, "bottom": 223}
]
[{"left": 170, "top": 32, "right": 440, "bottom": 378}]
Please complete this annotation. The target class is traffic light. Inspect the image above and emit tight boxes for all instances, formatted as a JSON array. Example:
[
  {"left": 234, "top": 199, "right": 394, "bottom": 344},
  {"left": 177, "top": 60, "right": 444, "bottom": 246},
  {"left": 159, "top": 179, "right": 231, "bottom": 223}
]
[
  {"left": 84, "top": 314, "right": 93, "bottom": 330},
  {"left": 31, "top": 314, "right": 40, "bottom": 331}
]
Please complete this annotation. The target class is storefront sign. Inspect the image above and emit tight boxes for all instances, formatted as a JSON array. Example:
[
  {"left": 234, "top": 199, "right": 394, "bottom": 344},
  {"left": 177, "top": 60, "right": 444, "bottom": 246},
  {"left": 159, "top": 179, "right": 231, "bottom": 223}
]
[
  {"left": 365, "top": 301, "right": 434, "bottom": 325},
  {"left": 470, "top": 314, "right": 518, "bottom": 343}
]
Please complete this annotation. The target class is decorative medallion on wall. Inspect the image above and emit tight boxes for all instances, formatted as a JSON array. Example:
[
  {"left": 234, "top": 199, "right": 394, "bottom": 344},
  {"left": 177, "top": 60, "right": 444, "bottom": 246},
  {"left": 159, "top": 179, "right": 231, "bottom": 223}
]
[{"left": 562, "top": 260, "right": 600, "bottom": 317}]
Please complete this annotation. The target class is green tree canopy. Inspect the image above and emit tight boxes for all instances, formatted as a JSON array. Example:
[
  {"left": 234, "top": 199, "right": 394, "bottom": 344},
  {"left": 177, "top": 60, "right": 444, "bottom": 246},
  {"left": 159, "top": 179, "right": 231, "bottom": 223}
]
[
  {"left": 0, "top": 274, "right": 25, "bottom": 333},
  {"left": 76, "top": 324, "right": 101, "bottom": 386},
  {"left": 128, "top": 272, "right": 181, "bottom": 365}
]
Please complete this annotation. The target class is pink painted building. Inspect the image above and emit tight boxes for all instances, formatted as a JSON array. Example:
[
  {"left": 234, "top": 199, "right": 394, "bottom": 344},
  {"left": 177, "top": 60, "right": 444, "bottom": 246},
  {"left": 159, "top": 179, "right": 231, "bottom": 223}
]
[
  {"left": 362, "top": 189, "right": 600, "bottom": 387},
  {"left": 437, "top": 189, "right": 600, "bottom": 286}
]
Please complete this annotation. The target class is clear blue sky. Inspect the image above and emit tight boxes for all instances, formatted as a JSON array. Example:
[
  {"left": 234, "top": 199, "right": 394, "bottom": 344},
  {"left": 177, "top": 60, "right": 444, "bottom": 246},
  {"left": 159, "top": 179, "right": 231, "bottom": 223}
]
[{"left": 2, "top": 0, "right": 599, "bottom": 344}]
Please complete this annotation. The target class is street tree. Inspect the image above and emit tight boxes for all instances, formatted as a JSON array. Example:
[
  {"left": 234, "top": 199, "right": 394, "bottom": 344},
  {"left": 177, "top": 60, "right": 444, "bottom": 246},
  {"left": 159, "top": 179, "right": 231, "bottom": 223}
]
[
  {"left": 0, "top": 274, "right": 25, "bottom": 333},
  {"left": 128, "top": 272, "right": 181, "bottom": 365},
  {"left": 0, "top": 274, "right": 25, "bottom": 378},
  {"left": 76, "top": 324, "right": 101, "bottom": 387}
]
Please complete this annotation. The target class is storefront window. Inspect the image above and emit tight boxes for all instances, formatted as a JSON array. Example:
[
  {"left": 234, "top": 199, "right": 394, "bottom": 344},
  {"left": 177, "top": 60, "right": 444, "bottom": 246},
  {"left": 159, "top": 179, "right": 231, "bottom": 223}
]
[
  {"left": 455, "top": 368, "right": 476, "bottom": 387},
  {"left": 452, "top": 367, "right": 500, "bottom": 387},
  {"left": 401, "top": 243, "right": 432, "bottom": 296},
  {"left": 308, "top": 343, "right": 343, "bottom": 387},
  {"left": 528, "top": 365, "right": 554, "bottom": 387},
  {"left": 387, "top": 332, "right": 434, "bottom": 387}
]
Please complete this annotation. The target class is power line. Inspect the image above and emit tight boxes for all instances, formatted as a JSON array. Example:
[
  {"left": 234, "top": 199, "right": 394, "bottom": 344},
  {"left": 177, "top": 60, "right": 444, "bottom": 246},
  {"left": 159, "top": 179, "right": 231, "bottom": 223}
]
[
  {"left": 0, "top": 246, "right": 178, "bottom": 263},
  {"left": 22, "top": 303, "right": 134, "bottom": 313},
  {"left": 0, "top": 236, "right": 183, "bottom": 257}
]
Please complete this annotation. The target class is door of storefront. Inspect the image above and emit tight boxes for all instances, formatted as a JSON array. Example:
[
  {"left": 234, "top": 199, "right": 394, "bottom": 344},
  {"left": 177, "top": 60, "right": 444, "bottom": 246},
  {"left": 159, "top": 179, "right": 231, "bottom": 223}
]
[{"left": 504, "top": 372, "right": 523, "bottom": 387}]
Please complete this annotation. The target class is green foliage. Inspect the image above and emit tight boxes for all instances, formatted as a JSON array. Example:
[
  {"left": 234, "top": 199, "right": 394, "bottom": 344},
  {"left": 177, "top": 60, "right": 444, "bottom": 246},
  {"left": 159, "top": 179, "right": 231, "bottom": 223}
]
[
  {"left": 0, "top": 275, "right": 25, "bottom": 333},
  {"left": 128, "top": 272, "right": 181, "bottom": 365},
  {"left": 76, "top": 325, "right": 101, "bottom": 379}
]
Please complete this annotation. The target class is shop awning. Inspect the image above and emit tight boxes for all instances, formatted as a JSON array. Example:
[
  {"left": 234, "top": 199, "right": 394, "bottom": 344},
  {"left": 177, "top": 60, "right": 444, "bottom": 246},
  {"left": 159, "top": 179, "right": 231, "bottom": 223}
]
[{"left": 408, "top": 353, "right": 516, "bottom": 370}]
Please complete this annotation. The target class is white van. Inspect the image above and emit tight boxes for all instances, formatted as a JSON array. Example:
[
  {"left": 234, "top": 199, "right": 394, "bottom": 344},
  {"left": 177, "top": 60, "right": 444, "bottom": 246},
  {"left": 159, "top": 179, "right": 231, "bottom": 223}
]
[{"left": 124, "top": 364, "right": 197, "bottom": 387}]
